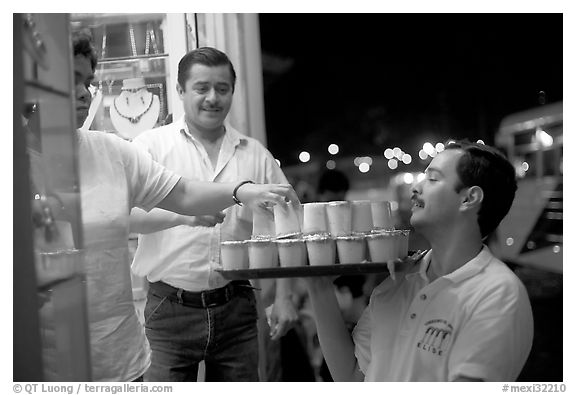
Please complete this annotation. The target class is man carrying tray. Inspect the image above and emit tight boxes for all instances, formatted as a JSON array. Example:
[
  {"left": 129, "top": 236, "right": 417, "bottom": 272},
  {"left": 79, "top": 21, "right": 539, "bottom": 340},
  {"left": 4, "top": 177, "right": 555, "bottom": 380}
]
[{"left": 305, "top": 140, "right": 533, "bottom": 381}]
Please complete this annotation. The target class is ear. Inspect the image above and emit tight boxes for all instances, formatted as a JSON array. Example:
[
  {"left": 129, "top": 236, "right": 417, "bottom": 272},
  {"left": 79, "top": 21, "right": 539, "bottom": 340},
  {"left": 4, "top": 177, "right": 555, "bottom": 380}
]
[
  {"left": 460, "top": 186, "right": 484, "bottom": 212},
  {"left": 176, "top": 83, "right": 184, "bottom": 99}
]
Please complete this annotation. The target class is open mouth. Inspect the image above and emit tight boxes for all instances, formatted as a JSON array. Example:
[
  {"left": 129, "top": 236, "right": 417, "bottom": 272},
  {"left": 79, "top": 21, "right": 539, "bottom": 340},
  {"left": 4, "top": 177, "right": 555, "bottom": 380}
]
[{"left": 411, "top": 198, "right": 424, "bottom": 209}]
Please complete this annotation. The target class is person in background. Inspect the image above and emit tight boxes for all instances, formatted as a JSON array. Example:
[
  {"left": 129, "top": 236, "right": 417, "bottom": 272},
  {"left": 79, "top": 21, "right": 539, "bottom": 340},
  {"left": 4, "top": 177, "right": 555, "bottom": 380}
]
[
  {"left": 129, "top": 47, "right": 299, "bottom": 381},
  {"left": 38, "top": 30, "right": 297, "bottom": 383},
  {"left": 316, "top": 168, "right": 350, "bottom": 202},
  {"left": 305, "top": 140, "right": 533, "bottom": 381},
  {"left": 318, "top": 275, "right": 367, "bottom": 381}
]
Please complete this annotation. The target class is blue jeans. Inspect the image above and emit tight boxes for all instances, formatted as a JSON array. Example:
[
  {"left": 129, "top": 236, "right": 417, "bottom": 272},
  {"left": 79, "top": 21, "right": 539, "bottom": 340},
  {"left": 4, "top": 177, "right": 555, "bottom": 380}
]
[{"left": 143, "top": 284, "right": 259, "bottom": 382}]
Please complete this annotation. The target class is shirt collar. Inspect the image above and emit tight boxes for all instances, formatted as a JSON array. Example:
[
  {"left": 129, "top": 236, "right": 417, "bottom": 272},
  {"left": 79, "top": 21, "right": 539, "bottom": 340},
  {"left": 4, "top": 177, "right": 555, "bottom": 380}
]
[
  {"left": 406, "top": 245, "right": 492, "bottom": 283},
  {"left": 178, "top": 116, "right": 246, "bottom": 148}
]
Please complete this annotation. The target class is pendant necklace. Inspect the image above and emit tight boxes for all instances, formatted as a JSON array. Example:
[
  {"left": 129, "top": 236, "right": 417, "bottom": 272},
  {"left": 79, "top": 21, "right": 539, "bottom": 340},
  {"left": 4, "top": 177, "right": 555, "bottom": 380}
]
[{"left": 113, "top": 90, "right": 154, "bottom": 124}]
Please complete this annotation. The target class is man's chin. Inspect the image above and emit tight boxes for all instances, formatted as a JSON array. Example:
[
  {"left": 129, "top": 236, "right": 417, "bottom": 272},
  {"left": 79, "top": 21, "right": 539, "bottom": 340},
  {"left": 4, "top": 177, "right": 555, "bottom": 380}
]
[
  {"left": 409, "top": 215, "right": 423, "bottom": 230},
  {"left": 76, "top": 114, "right": 88, "bottom": 129}
]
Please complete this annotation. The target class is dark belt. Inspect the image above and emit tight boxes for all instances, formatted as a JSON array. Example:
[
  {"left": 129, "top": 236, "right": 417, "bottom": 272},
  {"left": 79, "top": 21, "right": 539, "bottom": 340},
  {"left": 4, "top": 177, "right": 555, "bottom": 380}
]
[{"left": 148, "top": 280, "right": 254, "bottom": 308}]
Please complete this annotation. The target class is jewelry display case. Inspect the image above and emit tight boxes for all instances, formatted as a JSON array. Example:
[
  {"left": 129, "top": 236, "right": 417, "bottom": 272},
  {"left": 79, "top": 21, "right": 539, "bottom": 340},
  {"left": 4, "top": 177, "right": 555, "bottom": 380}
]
[
  {"left": 70, "top": 13, "right": 192, "bottom": 140},
  {"left": 15, "top": 13, "right": 91, "bottom": 381}
]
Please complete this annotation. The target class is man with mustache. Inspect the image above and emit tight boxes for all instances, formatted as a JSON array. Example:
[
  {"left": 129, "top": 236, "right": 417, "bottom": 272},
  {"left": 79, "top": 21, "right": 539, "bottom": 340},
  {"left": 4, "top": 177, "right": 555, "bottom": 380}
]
[
  {"left": 305, "top": 141, "right": 533, "bottom": 381},
  {"left": 130, "top": 47, "right": 299, "bottom": 381}
]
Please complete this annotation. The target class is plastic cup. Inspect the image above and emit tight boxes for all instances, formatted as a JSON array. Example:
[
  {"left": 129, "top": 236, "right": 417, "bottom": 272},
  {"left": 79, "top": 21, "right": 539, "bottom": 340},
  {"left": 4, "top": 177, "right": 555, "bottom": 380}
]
[
  {"left": 305, "top": 234, "right": 336, "bottom": 266},
  {"left": 371, "top": 200, "right": 394, "bottom": 230},
  {"left": 252, "top": 206, "right": 275, "bottom": 239},
  {"left": 326, "top": 201, "right": 352, "bottom": 237},
  {"left": 397, "top": 229, "right": 410, "bottom": 259},
  {"left": 247, "top": 239, "right": 278, "bottom": 269},
  {"left": 275, "top": 238, "right": 307, "bottom": 267},
  {"left": 274, "top": 201, "right": 302, "bottom": 238},
  {"left": 351, "top": 200, "right": 374, "bottom": 233},
  {"left": 36, "top": 249, "right": 82, "bottom": 286},
  {"left": 220, "top": 241, "right": 249, "bottom": 270},
  {"left": 302, "top": 202, "right": 329, "bottom": 235},
  {"left": 335, "top": 234, "right": 367, "bottom": 264},
  {"left": 366, "top": 230, "right": 399, "bottom": 263}
]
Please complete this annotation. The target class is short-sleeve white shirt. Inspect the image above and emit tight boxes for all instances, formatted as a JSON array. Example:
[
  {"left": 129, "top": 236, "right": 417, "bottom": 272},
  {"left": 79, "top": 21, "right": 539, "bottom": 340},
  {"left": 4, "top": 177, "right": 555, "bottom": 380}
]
[
  {"left": 75, "top": 130, "right": 179, "bottom": 381},
  {"left": 131, "top": 117, "right": 288, "bottom": 291},
  {"left": 352, "top": 246, "right": 533, "bottom": 381}
]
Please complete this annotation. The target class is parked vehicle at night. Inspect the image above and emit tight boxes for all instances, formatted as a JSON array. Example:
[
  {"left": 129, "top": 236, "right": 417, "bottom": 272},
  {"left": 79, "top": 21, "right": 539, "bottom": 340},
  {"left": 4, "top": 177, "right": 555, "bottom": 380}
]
[{"left": 493, "top": 102, "right": 562, "bottom": 273}]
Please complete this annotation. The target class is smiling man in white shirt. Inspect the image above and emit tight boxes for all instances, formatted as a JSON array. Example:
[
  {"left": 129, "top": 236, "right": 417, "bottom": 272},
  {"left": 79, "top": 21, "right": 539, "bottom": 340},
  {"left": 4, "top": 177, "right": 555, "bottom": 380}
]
[
  {"left": 305, "top": 140, "right": 533, "bottom": 381},
  {"left": 129, "top": 47, "right": 298, "bottom": 381}
]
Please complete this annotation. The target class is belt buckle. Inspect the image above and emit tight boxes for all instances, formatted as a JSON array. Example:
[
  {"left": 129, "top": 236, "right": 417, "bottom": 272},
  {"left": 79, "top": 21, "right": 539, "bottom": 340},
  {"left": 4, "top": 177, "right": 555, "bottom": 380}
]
[{"left": 201, "top": 291, "right": 221, "bottom": 308}]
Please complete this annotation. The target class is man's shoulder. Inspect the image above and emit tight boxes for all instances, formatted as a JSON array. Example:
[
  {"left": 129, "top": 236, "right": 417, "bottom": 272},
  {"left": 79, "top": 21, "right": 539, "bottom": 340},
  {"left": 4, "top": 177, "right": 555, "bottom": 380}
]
[
  {"left": 136, "top": 122, "right": 182, "bottom": 142},
  {"left": 226, "top": 126, "right": 266, "bottom": 149},
  {"left": 80, "top": 129, "right": 127, "bottom": 149},
  {"left": 470, "top": 253, "right": 529, "bottom": 301}
]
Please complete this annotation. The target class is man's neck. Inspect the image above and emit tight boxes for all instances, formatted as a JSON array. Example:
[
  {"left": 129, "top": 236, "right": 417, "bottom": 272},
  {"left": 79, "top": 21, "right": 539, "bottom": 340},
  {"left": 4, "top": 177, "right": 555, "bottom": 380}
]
[
  {"left": 425, "top": 224, "right": 484, "bottom": 282},
  {"left": 185, "top": 119, "right": 226, "bottom": 144}
]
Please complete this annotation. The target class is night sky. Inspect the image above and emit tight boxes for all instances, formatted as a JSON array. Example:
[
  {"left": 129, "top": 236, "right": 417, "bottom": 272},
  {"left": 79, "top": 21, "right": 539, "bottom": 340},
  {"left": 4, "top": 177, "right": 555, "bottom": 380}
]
[{"left": 259, "top": 13, "right": 563, "bottom": 167}]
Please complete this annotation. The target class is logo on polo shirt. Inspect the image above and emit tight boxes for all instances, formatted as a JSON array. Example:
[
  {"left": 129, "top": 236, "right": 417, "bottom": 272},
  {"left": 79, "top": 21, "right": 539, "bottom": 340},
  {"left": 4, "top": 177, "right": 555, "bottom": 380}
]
[{"left": 416, "top": 319, "right": 453, "bottom": 356}]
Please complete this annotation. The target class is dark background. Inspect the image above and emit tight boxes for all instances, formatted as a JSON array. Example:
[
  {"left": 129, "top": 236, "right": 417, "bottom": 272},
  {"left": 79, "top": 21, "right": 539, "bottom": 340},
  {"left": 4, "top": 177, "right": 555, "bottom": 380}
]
[
  {"left": 259, "top": 13, "right": 563, "bottom": 167},
  {"left": 259, "top": 13, "right": 563, "bottom": 382}
]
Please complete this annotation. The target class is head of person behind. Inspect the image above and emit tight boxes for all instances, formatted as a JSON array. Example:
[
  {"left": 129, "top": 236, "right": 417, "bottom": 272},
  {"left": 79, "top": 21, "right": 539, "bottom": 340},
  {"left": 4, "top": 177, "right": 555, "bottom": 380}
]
[
  {"left": 72, "top": 29, "right": 98, "bottom": 129},
  {"left": 316, "top": 169, "right": 350, "bottom": 202},
  {"left": 176, "top": 47, "right": 237, "bottom": 136},
  {"left": 410, "top": 140, "right": 517, "bottom": 243},
  {"left": 332, "top": 275, "right": 367, "bottom": 324}
]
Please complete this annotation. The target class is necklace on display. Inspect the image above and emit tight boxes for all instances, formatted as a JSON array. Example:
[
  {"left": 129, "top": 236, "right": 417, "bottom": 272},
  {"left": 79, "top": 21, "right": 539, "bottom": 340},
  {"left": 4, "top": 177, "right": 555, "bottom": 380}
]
[{"left": 113, "top": 90, "right": 154, "bottom": 124}]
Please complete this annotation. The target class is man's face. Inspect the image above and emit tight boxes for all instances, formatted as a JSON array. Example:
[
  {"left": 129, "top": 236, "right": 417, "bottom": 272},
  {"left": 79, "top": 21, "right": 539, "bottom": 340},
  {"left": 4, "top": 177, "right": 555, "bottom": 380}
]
[
  {"left": 410, "top": 149, "right": 466, "bottom": 234},
  {"left": 178, "top": 63, "right": 233, "bottom": 133},
  {"left": 73, "top": 55, "right": 94, "bottom": 129}
]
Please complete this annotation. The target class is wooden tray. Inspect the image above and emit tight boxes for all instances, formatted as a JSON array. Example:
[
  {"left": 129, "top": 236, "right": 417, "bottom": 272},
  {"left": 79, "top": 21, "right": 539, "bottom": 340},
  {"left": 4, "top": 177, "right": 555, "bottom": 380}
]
[{"left": 216, "top": 250, "right": 427, "bottom": 280}]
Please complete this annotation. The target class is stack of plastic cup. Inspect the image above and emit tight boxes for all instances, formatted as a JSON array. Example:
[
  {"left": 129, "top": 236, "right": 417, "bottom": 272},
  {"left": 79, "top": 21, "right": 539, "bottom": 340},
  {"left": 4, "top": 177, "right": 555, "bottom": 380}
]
[
  {"left": 252, "top": 206, "right": 276, "bottom": 240},
  {"left": 247, "top": 238, "right": 278, "bottom": 269},
  {"left": 351, "top": 200, "right": 374, "bottom": 234},
  {"left": 335, "top": 234, "right": 366, "bottom": 264},
  {"left": 305, "top": 233, "right": 336, "bottom": 266},
  {"left": 220, "top": 240, "right": 249, "bottom": 270},
  {"left": 397, "top": 229, "right": 410, "bottom": 259},
  {"left": 274, "top": 200, "right": 302, "bottom": 239},
  {"left": 276, "top": 238, "right": 307, "bottom": 267},
  {"left": 302, "top": 202, "right": 329, "bottom": 236},
  {"left": 371, "top": 200, "right": 394, "bottom": 230},
  {"left": 326, "top": 201, "right": 352, "bottom": 237},
  {"left": 365, "top": 230, "right": 399, "bottom": 263}
]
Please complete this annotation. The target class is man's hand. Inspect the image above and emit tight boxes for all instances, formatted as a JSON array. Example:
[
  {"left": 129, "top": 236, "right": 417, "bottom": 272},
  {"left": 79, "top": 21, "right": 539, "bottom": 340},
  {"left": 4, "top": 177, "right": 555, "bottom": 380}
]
[
  {"left": 268, "top": 297, "right": 299, "bottom": 341},
  {"left": 182, "top": 212, "right": 226, "bottom": 227},
  {"left": 236, "top": 183, "right": 300, "bottom": 211}
]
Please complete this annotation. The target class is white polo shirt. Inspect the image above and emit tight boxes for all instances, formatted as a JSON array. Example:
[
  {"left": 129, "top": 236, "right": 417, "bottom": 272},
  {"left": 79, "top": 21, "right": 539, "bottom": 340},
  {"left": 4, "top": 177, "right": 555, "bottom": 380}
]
[
  {"left": 352, "top": 246, "right": 533, "bottom": 381},
  {"left": 131, "top": 117, "right": 288, "bottom": 291}
]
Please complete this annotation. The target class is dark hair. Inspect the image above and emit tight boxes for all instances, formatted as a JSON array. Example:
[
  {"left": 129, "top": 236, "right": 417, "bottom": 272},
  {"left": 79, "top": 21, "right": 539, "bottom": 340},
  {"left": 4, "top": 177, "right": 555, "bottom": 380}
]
[
  {"left": 333, "top": 275, "right": 365, "bottom": 299},
  {"left": 177, "top": 47, "right": 236, "bottom": 91},
  {"left": 445, "top": 140, "right": 517, "bottom": 238},
  {"left": 317, "top": 169, "right": 350, "bottom": 194},
  {"left": 71, "top": 29, "right": 98, "bottom": 71}
]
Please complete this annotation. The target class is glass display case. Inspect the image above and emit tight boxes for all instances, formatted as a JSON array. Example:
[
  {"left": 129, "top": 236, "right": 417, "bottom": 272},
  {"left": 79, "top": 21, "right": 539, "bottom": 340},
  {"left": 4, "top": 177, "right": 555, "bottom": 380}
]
[
  {"left": 15, "top": 13, "right": 91, "bottom": 381},
  {"left": 70, "top": 13, "right": 191, "bottom": 140}
]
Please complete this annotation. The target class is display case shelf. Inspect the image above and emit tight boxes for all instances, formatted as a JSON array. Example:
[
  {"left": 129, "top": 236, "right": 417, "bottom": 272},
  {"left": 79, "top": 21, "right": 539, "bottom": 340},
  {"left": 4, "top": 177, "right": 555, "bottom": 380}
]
[{"left": 71, "top": 13, "right": 174, "bottom": 138}]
